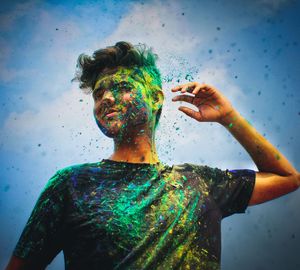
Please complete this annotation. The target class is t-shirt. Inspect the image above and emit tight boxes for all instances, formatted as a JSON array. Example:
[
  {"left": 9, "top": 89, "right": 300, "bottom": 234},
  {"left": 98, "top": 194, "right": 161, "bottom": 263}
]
[{"left": 13, "top": 159, "right": 256, "bottom": 270}]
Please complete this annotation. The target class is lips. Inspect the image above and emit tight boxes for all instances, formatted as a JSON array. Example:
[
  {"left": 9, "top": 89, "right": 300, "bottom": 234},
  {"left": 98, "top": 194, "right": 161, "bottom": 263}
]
[
  {"left": 106, "top": 111, "right": 118, "bottom": 117},
  {"left": 103, "top": 109, "right": 119, "bottom": 118}
]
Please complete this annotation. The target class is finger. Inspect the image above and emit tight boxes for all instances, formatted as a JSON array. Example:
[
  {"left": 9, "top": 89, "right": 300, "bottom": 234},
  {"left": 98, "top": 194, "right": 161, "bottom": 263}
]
[
  {"left": 182, "top": 84, "right": 197, "bottom": 93},
  {"left": 171, "top": 82, "right": 196, "bottom": 92},
  {"left": 192, "top": 85, "right": 201, "bottom": 95},
  {"left": 178, "top": 106, "right": 200, "bottom": 121},
  {"left": 200, "top": 84, "right": 214, "bottom": 92},
  {"left": 180, "top": 85, "right": 190, "bottom": 93},
  {"left": 171, "top": 84, "right": 185, "bottom": 92},
  {"left": 172, "top": 95, "right": 194, "bottom": 103}
]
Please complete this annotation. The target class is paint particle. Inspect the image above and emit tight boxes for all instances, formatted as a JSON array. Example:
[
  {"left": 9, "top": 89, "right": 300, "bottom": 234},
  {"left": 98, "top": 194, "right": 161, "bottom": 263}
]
[
  {"left": 229, "top": 123, "right": 233, "bottom": 128},
  {"left": 128, "top": 183, "right": 136, "bottom": 190},
  {"left": 185, "top": 74, "right": 193, "bottom": 81}
]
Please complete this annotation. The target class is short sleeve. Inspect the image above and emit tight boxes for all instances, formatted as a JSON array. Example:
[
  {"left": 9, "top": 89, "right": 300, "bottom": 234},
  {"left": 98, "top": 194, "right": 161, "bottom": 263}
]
[
  {"left": 195, "top": 165, "right": 256, "bottom": 218},
  {"left": 13, "top": 169, "right": 69, "bottom": 268}
]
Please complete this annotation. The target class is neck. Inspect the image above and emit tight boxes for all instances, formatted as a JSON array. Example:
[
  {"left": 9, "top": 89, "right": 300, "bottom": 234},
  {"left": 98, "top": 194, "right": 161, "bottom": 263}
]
[{"left": 109, "top": 126, "right": 159, "bottom": 164}]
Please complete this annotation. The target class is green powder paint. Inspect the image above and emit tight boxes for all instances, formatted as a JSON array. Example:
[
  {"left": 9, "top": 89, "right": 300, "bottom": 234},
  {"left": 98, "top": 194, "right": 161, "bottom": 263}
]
[
  {"left": 13, "top": 160, "right": 255, "bottom": 269},
  {"left": 93, "top": 67, "right": 162, "bottom": 128}
]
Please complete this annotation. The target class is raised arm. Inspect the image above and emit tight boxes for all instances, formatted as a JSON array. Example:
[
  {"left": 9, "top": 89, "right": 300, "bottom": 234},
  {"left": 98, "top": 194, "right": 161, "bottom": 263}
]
[
  {"left": 218, "top": 109, "right": 299, "bottom": 205},
  {"left": 171, "top": 82, "right": 299, "bottom": 205}
]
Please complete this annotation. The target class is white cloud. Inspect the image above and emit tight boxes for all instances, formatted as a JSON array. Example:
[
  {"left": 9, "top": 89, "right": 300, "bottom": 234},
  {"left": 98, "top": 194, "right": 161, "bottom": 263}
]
[
  {"left": 96, "top": 0, "right": 269, "bottom": 57},
  {"left": 97, "top": 0, "right": 200, "bottom": 55}
]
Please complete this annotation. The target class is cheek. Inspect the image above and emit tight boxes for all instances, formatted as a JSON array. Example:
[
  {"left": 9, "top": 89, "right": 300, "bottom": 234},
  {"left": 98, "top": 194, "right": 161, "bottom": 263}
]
[
  {"left": 93, "top": 104, "right": 101, "bottom": 119},
  {"left": 123, "top": 93, "right": 133, "bottom": 102},
  {"left": 121, "top": 92, "right": 151, "bottom": 116},
  {"left": 120, "top": 93, "right": 140, "bottom": 111}
]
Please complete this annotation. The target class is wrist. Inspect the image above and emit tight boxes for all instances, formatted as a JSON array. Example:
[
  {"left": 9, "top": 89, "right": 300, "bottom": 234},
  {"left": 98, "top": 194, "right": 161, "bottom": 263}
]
[{"left": 218, "top": 109, "right": 240, "bottom": 126}]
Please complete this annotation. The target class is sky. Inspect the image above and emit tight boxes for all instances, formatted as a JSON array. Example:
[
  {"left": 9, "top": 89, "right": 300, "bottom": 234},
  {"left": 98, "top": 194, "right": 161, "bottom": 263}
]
[{"left": 0, "top": 0, "right": 299, "bottom": 269}]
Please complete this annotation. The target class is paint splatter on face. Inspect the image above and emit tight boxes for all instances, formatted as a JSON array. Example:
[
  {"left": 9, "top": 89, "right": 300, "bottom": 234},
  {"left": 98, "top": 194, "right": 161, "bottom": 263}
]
[{"left": 93, "top": 67, "right": 159, "bottom": 138}]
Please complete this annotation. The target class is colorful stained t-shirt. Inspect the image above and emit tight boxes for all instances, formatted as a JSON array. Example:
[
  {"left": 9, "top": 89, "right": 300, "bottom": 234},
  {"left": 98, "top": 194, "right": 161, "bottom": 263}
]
[{"left": 13, "top": 159, "right": 256, "bottom": 270}]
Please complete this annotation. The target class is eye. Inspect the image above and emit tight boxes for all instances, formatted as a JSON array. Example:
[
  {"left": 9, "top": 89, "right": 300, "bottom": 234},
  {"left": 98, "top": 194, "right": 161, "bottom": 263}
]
[
  {"left": 120, "top": 82, "right": 132, "bottom": 92},
  {"left": 122, "top": 87, "right": 131, "bottom": 92}
]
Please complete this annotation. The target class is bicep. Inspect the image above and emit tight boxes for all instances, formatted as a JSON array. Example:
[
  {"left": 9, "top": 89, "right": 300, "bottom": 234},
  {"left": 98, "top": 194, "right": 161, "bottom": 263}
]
[
  {"left": 194, "top": 165, "right": 256, "bottom": 218},
  {"left": 248, "top": 171, "right": 299, "bottom": 206}
]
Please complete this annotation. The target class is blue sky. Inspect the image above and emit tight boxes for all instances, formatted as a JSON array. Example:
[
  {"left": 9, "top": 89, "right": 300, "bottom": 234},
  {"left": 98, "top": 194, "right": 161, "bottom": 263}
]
[{"left": 1, "top": 0, "right": 299, "bottom": 269}]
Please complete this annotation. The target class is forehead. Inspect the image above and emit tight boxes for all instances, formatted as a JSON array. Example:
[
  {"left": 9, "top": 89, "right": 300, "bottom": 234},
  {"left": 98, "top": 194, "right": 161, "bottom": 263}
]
[{"left": 94, "top": 67, "right": 146, "bottom": 91}]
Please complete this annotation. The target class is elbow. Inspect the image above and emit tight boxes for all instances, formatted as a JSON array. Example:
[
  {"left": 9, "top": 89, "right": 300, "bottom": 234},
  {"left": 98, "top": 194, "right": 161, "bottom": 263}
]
[
  {"left": 296, "top": 173, "right": 300, "bottom": 188},
  {"left": 289, "top": 172, "right": 300, "bottom": 190},
  {"left": 281, "top": 170, "right": 300, "bottom": 188}
]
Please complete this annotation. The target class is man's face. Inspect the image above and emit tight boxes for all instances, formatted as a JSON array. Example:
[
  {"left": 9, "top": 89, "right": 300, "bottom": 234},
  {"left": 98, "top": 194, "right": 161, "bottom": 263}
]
[{"left": 92, "top": 67, "right": 157, "bottom": 138}]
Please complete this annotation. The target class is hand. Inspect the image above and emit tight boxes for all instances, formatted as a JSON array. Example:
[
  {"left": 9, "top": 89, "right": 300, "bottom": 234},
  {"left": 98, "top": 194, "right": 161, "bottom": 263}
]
[{"left": 171, "top": 82, "right": 235, "bottom": 124}]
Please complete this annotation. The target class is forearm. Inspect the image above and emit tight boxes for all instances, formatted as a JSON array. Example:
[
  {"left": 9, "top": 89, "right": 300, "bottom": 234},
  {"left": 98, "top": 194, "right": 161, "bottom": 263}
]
[{"left": 219, "top": 109, "right": 298, "bottom": 176}]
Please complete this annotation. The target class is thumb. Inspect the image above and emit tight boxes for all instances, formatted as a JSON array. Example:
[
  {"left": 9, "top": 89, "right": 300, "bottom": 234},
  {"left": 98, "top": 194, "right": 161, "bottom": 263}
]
[{"left": 178, "top": 106, "right": 200, "bottom": 121}]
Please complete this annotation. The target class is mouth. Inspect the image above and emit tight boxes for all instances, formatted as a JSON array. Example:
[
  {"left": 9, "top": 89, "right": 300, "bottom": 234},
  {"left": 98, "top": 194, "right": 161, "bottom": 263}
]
[
  {"left": 105, "top": 111, "right": 118, "bottom": 118},
  {"left": 103, "top": 109, "right": 119, "bottom": 118}
]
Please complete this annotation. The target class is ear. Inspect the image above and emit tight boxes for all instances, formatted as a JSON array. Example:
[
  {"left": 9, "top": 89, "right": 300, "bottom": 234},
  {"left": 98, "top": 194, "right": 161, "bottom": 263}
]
[{"left": 152, "top": 90, "right": 164, "bottom": 112}]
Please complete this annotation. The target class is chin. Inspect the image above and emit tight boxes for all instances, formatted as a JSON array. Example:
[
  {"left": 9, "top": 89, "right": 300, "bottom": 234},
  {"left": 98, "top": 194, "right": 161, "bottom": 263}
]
[
  {"left": 101, "top": 129, "right": 119, "bottom": 138},
  {"left": 97, "top": 121, "right": 122, "bottom": 138},
  {"left": 93, "top": 111, "right": 150, "bottom": 138}
]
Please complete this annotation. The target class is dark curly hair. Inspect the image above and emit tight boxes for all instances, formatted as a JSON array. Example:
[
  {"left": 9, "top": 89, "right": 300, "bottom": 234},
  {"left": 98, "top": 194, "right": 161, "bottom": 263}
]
[{"left": 73, "top": 41, "right": 163, "bottom": 129}]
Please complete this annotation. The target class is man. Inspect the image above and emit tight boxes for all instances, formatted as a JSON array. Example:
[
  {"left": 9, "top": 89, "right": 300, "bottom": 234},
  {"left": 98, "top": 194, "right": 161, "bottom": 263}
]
[{"left": 6, "top": 41, "right": 299, "bottom": 270}]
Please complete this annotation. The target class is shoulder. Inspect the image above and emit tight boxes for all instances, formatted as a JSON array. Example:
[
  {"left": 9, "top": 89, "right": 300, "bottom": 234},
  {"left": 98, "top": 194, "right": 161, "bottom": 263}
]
[
  {"left": 170, "top": 162, "right": 234, "bottom": 189},
  {"left": 172, "top": 162, "right": 255, "bottom": 183},
  {"left": 56, "top": 161, "right": 101, "bottom": 176},
  {"left": 171, "top": 162, "right": 219, "bottom": 177},
  {"left": 45, "top": 161, "right": 101, "bottom": 191},
  {"left": 168, "top": 162, "right": 218, "bottom": 188}
]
